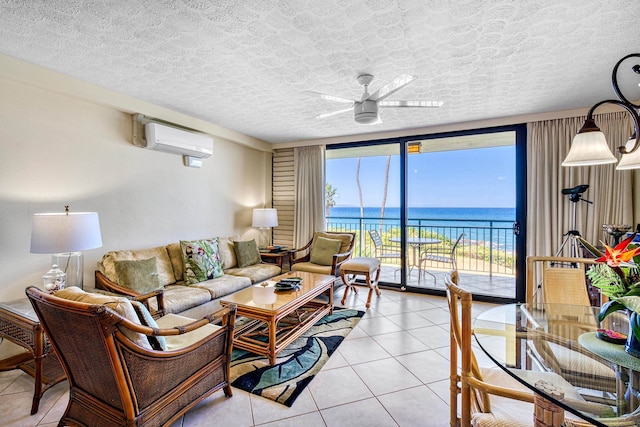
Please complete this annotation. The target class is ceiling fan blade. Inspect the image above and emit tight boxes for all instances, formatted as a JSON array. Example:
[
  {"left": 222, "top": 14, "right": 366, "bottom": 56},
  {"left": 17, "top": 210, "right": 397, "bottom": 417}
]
[
  {"left": 379, "top": 100, "right": 444, "bottom": 108},
  {"left": 316, "top": 107, "right": 353, "bottom": 119},
  {"left": 367, "top": 74, "right": 416, "bottom": 102},
  {"left": 306, "top": 90, "right": 354, "bottom": 104}
]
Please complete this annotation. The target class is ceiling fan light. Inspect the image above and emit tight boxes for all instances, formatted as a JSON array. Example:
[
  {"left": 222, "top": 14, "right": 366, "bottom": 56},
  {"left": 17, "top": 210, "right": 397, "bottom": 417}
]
[
  {"left": 354, "top": 100, "right": 379, "bottom": 125},
  {"left": 562, "top": 130, "right": 617, "bottom": 166},
  {"left": 616, "top": 135, "right": 640, "bottom": 170}
]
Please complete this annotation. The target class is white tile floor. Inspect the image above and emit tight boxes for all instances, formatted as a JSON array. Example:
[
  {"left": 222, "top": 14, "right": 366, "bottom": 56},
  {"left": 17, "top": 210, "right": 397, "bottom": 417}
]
[{"left": 0, "top": 285, "right": 498, "bottom": 427}]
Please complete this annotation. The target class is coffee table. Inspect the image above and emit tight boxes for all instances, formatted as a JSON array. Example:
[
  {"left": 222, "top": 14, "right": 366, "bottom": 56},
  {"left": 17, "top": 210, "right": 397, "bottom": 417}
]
[{"left": 220, "top": 271, "right": 335, "bottom": 364}]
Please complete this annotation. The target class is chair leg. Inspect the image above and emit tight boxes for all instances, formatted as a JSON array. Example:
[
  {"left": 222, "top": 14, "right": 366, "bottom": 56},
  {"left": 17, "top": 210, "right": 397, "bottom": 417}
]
[
  {"left": 340, "top": 272, "right": 358, "bottom": 306},
  {"left": 365, "top": 266, "right": 382, "bottom": 309}
]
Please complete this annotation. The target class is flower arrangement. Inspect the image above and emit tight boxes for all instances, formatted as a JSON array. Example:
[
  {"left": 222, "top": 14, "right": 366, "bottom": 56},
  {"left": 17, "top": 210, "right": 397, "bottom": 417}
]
[{"left": 582, "top": 233, "right": 640, "bottom": 341}]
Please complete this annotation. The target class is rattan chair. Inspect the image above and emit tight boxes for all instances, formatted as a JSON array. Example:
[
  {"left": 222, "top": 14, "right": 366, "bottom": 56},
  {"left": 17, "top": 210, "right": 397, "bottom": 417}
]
[
  {"left": 26, "top": 286, "right": 236, "bottom": 427},
  {"left": 525, "top": 256, "right": 617, "bottom": 394},
  {"left": 289, "top": 231, "right": 355, "bottom": 276},
  {"left": 445, "top": 271, "right": 610, "bottom": 426}
]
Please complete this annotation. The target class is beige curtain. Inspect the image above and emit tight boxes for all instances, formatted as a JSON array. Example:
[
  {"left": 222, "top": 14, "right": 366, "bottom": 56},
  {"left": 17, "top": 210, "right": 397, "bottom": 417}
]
[
  {"left": 293, "top": 145, "right": 325, "bottom": 247},
  {"left": 527, "top": 111, "right": 634, "bottom": 257}
]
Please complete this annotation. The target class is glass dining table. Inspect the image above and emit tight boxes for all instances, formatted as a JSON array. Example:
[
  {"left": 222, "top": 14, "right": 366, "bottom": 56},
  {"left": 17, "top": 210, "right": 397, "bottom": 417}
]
[{"left": 474, "top": 303, "right": 640, "bottom": 426}]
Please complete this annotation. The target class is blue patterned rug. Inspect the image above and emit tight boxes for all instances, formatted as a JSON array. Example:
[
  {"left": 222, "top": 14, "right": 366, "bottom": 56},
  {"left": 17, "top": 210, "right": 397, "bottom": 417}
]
[{"left": 229, "top": 307, "right": 365, "bottom": 406}]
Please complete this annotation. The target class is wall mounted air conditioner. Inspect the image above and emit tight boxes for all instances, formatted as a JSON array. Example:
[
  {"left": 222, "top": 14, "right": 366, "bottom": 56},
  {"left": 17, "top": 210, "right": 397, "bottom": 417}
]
[{"left": 144, "top": 122, "right": 213, "bottom": 159}]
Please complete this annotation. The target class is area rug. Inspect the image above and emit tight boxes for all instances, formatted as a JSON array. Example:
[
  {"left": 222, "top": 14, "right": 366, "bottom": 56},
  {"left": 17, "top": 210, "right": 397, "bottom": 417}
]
[{"left": 229, "top": 307, "right": 365, "bottom": 406}]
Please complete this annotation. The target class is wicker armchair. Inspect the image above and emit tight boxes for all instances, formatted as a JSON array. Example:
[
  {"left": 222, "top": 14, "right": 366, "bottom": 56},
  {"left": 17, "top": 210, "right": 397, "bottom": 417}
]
[
  {"left": 288, "top": 231, "right": 355, "bottom": 276},
  {"left": 26, "top": 286, "right": 236, "bottom": 427}
]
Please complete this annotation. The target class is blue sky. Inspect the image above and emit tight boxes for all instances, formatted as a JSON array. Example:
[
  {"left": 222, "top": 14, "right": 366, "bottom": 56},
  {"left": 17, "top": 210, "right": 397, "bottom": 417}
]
[{"left": 326, "top": 145, "right": 515, "bottom": 208}]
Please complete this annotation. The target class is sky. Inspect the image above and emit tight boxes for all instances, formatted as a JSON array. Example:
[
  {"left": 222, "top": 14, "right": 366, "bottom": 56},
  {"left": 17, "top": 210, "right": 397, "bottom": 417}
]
[{"left": 325, "top": 145, "right": 515, "bottom": 208}]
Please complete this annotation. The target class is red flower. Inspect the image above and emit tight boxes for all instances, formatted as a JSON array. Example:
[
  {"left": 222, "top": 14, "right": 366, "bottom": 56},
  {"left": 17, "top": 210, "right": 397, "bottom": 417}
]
[{"left": 596, "top": 233, "right": 640, "bottom": 267}]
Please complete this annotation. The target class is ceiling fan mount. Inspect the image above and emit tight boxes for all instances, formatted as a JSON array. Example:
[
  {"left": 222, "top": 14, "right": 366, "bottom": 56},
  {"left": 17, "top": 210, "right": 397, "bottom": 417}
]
[{"left": 310, "top": 74, "right": 443, "bottom": 125}]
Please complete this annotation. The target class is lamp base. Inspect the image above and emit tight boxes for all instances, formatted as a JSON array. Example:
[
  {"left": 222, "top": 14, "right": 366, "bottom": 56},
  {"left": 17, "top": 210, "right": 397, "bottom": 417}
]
[
  {"left": 52, "top": 252, "right": 83, "bottom": 289},
  {"left": 258, "top": 228, "right": 272, "bottom": 250}
]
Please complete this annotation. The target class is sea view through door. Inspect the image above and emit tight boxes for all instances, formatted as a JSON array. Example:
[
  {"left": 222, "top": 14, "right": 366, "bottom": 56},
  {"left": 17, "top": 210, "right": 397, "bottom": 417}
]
[{"left": 326, "top": 128, "right": 522, "bottom": 301}]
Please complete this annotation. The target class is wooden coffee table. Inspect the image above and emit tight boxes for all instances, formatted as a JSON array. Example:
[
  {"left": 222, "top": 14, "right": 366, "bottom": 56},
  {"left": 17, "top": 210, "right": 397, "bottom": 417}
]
[{"left": 220, "top": 271, "right": 335, "bottom": 364}]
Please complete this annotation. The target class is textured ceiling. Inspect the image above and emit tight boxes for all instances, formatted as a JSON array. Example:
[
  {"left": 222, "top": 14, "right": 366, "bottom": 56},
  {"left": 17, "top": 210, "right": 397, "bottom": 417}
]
[{"left": 1, "top": 0, "right": 640, "bottom": 144}]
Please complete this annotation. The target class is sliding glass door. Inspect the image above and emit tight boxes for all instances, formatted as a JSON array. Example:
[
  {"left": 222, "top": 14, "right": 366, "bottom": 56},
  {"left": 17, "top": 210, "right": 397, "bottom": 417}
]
[{"left": 325, "top": 125, "right": 525, "bottom": 302}]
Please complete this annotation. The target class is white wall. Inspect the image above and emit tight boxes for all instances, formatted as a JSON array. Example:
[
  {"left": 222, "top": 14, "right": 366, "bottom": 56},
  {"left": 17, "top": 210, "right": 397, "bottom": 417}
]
[{"left": 0, "top": 77, "right": 272, "bottom": 302}]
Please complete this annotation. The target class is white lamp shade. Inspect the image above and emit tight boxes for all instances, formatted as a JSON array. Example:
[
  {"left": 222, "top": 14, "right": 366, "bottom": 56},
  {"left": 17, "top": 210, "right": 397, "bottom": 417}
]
[
  {"left": 562, "top": 131, "right": 617, "bottom": 166},
  {"left": 30, "top": 212, "right": 103, "bottom": 253},
  {"left": 252, "top": 208, "right": 278, "bottom": 228},
  {"left": 616, "top": 137, "right": 640, "bottom": 170}
]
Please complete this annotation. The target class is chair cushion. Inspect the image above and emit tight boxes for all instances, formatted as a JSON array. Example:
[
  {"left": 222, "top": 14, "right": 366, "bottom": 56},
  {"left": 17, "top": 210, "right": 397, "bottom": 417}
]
[
  {"left": 54, "top": 287, "right": 152, "bottom": 350},
  {"left": 310, "top": 236, "right": 342, "bottom": 266},
  {"left": 180, "top": 238, "right": 224, "bottom": 284},
  {"left": 114, "top": 257, "right": 162, "bottom": 294},
  {"left": 342, "top": 257, "right": 380, "bottom": 273},
  {"left": 100, "top": 245, "right": 175, "bottom": 287},
  {"left": 233, "top": 239, "right": 261, "bottom": 268},
  {"left": 155, "top": 313, "right": 221, "bottom": 351},
  {"left": 291, "top": 262, "right": 332, "bottom": 275}
]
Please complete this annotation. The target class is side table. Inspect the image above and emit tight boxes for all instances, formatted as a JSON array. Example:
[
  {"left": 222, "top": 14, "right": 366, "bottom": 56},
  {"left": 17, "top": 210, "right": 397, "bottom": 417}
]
[
  {"left": 0, "top": 298, "right": 66, "bottom": 414},
  {"left": 260, "top": 250, "right": 288, "bottom": 271}
]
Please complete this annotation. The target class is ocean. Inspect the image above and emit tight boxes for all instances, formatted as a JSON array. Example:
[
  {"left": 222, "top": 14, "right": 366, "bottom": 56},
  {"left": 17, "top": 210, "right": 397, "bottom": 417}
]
[{"left": 327, "top": 206, "right": 516, "bottom": 250}]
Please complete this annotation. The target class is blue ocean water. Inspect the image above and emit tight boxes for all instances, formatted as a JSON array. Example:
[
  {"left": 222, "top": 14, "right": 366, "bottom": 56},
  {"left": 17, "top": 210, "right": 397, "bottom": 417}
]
[{"left": 327, "top": 206, "right": 515, "bottom": 250}]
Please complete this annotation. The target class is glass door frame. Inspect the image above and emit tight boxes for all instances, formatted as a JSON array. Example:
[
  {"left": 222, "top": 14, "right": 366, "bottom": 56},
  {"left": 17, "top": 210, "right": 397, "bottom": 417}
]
[{"left": 326, "top": 123, "right": 526, "bottom": 304}]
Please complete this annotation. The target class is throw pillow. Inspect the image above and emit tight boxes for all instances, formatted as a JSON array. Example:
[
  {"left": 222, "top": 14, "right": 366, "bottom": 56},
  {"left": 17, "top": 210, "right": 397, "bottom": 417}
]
[
  {"left": 180, "top": 238, "right": 224, "bottom": 284},
  {"left": 310, "top": 236, "right": 342, "bottom": 266},
  {"left": 114, "top": 257, "right": 161, "bottom": 294},
  {"left": 130, "top": 300, "right": 167, "bottom": 351},
  {"left": 233, "top": 239, "right": 262, "bottom": 268}
]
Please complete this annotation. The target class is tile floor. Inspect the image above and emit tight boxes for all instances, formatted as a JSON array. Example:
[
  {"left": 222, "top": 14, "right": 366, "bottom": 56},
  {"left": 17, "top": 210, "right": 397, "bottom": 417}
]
[{"left": 0, "top": 285, "right": 499, "bottom": 427}]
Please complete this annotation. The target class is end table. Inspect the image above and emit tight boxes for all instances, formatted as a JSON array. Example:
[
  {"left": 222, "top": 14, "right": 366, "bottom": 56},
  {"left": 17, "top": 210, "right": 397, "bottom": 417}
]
[
  {"left": 260, "top": 249, "right": 288, "bottom": 271},
  {"left": 0, "top": 298, "right": 66, "bottom": 414}
]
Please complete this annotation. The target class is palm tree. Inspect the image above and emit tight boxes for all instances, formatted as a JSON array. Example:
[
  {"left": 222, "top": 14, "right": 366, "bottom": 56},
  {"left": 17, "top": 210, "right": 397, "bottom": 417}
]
[
  {"left": 325, "top": 183, "right": 337, "bottom": 217},
  {"left": 379, "top": 155, "right": 391, "bottom": 234}
]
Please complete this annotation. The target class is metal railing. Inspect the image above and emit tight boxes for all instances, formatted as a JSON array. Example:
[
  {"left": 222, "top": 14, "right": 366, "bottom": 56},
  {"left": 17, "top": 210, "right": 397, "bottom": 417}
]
[{"left": 326, "top": 215, "right": 516, "bottom": 277}]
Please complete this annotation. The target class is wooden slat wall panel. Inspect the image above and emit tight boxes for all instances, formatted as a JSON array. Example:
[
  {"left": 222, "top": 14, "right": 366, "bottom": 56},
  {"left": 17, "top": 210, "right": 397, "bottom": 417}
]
[{"left": 273, "top": 148, "right": 294, "bottom": 248}]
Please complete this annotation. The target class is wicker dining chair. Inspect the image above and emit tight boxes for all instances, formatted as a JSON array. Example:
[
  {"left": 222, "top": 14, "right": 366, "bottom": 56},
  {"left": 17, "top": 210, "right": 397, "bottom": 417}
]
[
  {"left": 26, "top": 286, "right": 236, "bottom": 427},
  {"left": 445, "top": 271, "right": 609, "bottom": 426}
]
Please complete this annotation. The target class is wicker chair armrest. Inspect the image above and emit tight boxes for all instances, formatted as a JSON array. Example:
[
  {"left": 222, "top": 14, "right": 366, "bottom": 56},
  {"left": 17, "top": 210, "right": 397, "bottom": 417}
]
[
  {"left": 95, "top": 270, "right": 139, "bottom": 298},
  {"left": 289, "top": 243, "right": 313, "bottom": 265},
  {"left": 465, "top": 375, "right": 533, "bottom": 403},
  {"left": 132, "top": 289, "right": 166, "bottom": 318}
]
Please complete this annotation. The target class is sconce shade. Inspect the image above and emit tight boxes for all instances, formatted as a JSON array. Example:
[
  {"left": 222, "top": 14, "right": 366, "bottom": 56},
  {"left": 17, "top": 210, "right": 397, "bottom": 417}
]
[
  {"left": 616, "top": 135, "right": 640, "bottom": 170},
  {"left": 562, "top": 128, "right": 617, "bottom": 167},
  {"left": 30, "top": 212, "right": 103, "bottom": 253},
  {"left": 252, "top": 208, "right": 278, "bottom": 228}
]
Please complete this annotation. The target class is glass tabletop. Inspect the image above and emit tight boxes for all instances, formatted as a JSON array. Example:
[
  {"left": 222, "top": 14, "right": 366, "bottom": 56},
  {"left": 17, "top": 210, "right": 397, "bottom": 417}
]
[
  {"left": 474, "top": 303, "right": 639, "bottom": 426},
  {"left": 0, "top": 298, "right": 38, "bottom": 322}
]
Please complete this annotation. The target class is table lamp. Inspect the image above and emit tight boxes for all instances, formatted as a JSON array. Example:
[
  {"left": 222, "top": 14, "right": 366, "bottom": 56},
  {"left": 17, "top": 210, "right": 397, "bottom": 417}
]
[
  {"left": 252, "top": 208, "right": 278, "bottom": 249},
  {"left": 30, "top": 206, "right": 103, "bottom": 290}
]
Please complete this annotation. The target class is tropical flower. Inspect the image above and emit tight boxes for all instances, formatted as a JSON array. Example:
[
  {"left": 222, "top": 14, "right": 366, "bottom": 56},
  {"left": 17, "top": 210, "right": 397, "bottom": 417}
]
[{"left": 583, "top": 233, "right": 640, "bottom": 340}]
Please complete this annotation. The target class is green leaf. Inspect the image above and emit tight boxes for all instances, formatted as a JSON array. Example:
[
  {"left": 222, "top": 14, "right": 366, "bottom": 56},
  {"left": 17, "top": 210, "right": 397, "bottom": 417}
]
[
  {"left": 613, "top": 296, "right": 640, "bottom": 314},
  {"left": 578, "top": 237, "right": 603, "bottom": 257},
  {"left": 634, "top": 312, "right": 640, "bottom": 341},
  {"left": 598, "top": 300, "right": 626, "bottom": 322}
]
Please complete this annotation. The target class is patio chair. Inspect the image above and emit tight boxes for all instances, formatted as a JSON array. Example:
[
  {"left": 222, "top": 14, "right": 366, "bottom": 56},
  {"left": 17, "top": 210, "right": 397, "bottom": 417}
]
[
  {"left": 368, "top": 230, "right": 401, "bottom": 271},
  {"left": 26, "top": 286, "right": 236, "bottom": 427},
  {"left": 445, "top": 271, "right": 609, "bottom": 427},
  {"left": 418, "top": 232, "right": 465, "bottom": 284},
  {"left": 289, "top": 231, "right": 355, "bottom": 276}
]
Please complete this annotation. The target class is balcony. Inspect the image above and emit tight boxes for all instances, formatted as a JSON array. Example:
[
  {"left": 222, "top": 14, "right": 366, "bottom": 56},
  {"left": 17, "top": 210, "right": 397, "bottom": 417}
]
[{"left": 327, "top": 214, "right": 516, "bottom": 298}]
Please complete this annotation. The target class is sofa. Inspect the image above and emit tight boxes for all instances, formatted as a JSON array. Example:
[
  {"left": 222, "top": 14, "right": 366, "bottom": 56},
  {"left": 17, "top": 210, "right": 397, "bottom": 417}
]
[{"left": 94, "top": 237, "right": 282, "bottom": 319}]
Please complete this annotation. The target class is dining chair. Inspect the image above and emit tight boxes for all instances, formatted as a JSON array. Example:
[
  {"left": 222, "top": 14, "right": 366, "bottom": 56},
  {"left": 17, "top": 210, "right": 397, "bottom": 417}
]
[
  {"left": 419, "top": 232, "right": 465, "bottom": 284},
  {"left": 525, "top": 256, "right": 617, "bottom": 394},
  {"left": 445, "top": 270, "right": 604, "bottom": 427}
]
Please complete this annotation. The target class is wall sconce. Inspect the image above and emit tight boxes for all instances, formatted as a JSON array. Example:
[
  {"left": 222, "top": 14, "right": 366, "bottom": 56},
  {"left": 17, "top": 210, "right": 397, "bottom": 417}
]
[
  {"left": 252, "top": 208, "right": 278, "bottom": 249},
  {"left": 30, "top": 206, "right": 103, "bottom": 290},
  {"left": 562, "top": 53, "right": 640, "bottom": 169}
]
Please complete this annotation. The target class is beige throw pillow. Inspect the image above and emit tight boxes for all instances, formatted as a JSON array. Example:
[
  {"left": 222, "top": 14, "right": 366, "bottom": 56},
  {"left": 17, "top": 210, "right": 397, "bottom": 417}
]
[{"left": 310, "top": 237, "right": 342, "bottom": 266}]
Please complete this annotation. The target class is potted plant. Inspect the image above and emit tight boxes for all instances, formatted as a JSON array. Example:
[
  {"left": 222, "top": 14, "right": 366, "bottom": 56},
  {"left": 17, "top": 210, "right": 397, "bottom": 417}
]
[{"left": 582, "top": 233, "right": 640, "bottom": 356}]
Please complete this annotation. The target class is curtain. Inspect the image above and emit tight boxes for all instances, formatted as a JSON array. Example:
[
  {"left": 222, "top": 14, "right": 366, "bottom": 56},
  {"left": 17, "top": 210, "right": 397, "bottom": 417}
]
[
  {"left": 293, "top": 145, "right": 325, "bottom": 247},
  {"left": 527, "top": 111, "right": 634, "bottom": 257}
]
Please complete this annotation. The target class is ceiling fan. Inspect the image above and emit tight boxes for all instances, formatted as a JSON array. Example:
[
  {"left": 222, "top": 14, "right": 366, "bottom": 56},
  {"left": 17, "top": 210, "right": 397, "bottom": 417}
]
[{"left": 310, "top": 74, "right": 443, "bottom": 125}]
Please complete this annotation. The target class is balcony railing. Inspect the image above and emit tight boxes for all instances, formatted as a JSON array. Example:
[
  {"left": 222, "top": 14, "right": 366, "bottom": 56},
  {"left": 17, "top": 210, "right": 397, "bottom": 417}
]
[{"left": 326, "top": 215, "right": 515, "bottom": 277}]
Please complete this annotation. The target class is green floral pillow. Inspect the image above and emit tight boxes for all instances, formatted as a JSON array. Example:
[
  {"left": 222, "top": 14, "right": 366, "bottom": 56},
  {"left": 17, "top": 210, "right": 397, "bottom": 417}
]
[
  {"left": 233, "top": 239, "right": 261, "bottom": 268},
  {"left": 180, "top": 238, "right": 224, "bottom": 284}
]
